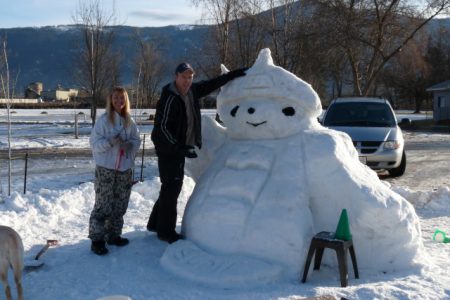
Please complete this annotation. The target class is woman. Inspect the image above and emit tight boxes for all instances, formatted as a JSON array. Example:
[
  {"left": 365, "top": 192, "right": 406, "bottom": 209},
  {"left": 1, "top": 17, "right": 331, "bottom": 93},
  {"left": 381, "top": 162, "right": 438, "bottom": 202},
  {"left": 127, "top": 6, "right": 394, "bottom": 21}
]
[{"left": 89, "top": 87, "right": 141, "bottom": 255}]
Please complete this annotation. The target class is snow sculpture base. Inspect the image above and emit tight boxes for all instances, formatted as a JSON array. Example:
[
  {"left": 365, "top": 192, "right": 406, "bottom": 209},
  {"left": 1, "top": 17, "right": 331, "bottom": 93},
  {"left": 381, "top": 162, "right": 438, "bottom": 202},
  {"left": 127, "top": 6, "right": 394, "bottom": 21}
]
[{"left": 161, "top": 240, "right": 284, "bottom": 287}]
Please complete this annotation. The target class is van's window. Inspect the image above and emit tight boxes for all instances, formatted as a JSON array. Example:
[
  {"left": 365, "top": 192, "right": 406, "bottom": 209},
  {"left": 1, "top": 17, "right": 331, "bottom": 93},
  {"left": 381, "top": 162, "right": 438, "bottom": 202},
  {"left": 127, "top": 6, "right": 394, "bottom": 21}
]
[{"left": 323, "top": 102, "right": 396, "bottom": 127}]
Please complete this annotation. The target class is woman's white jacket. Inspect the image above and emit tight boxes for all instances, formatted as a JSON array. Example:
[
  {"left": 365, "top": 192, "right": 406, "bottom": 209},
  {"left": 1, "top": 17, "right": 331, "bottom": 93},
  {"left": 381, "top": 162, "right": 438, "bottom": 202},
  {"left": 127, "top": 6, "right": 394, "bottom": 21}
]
[{"left": 90, "top": 112, "right": 141, "bottom": 172}]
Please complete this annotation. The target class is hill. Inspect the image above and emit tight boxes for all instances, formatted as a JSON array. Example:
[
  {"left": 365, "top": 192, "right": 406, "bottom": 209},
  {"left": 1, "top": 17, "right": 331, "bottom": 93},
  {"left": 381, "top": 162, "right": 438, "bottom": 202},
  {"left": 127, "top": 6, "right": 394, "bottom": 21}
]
[
  {"left": 1, "top": 24, "right": 210, "bottom": 93},
  {"left": 1, "top": 17, "right": 449, "bottom": 94}
]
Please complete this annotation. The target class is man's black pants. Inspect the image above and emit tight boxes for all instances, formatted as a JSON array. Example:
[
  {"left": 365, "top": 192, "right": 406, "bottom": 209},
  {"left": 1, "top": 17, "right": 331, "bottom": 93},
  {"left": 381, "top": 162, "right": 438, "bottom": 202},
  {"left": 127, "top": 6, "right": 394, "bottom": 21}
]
[{"left": 148, "top": 155, "right": 185, "bottom": 237}]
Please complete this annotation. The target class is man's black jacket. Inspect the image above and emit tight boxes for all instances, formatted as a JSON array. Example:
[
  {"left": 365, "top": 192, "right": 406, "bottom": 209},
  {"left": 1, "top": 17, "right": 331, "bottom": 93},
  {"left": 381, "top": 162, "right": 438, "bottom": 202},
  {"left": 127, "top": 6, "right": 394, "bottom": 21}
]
[{"left": 151, "top": 72, "right": 241, "bottom": 158}]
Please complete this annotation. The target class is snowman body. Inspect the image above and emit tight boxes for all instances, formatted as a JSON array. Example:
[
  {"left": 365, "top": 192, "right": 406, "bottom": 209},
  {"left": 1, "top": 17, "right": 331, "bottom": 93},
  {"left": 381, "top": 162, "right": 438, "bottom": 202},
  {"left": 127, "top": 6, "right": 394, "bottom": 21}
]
[{"left": 183, "top": 134, "right": 314, "bottom": 269}]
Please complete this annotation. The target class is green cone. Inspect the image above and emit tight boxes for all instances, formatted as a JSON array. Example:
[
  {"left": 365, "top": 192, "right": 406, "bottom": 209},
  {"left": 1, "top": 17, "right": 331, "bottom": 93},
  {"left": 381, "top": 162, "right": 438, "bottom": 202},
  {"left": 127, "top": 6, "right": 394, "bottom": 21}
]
[{"left": 334, "top": 209, "right": 352, "bottom": 241}]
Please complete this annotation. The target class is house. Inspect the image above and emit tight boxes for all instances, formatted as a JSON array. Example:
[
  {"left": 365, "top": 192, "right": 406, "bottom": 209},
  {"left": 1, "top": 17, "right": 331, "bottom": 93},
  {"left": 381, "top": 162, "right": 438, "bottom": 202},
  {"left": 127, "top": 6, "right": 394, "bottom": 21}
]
[
  {"left": 41, "top": 85, "right": 78, "bottom": 102},
  {"left": 427, "top": 79, "right": 450, "bottom": 122}
]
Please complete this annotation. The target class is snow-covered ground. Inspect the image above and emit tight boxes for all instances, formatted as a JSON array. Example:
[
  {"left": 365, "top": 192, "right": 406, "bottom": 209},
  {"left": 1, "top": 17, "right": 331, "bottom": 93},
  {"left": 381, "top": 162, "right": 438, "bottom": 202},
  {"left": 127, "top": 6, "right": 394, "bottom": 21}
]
[
  {"left": 0, "top": 108, "right": 430, "bottom": 150},
  {"left": 0, "top": 109, "right": 219, "bottom": 150},
  {"left": 0, "top": 109, "right": 449, "bottom": 300}
]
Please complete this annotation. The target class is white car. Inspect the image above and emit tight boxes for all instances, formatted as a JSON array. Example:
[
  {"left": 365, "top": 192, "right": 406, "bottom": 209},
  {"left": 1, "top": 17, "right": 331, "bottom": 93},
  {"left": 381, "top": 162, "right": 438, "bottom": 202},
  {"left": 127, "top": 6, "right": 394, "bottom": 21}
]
[{"left": 322, "top": 97, "right": 408, "bottom": 177}]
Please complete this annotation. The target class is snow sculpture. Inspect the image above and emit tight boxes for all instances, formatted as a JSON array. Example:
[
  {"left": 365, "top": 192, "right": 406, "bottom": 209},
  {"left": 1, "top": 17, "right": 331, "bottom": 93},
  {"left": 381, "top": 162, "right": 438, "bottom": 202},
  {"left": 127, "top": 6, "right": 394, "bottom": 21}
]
[{"left": 162, "top": 48, "right": 424, "bottom": 285}]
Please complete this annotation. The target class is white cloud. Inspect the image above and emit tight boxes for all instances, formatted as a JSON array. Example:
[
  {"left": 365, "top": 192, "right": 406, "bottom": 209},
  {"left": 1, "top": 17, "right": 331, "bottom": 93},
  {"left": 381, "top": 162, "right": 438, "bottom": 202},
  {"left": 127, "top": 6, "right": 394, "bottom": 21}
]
[{"left": 0, "top": 0, "right": 201, "bottom": 28}]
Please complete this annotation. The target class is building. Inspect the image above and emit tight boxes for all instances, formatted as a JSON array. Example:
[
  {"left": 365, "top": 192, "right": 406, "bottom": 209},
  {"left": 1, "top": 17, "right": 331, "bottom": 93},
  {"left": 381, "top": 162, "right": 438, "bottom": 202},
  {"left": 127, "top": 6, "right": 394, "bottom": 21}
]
[
  {"left": 427, "top": 79, "right": 450, "bottom": 122},
  {"left": 0, "top": 98, "right": 40, "bottom": 104},
  {"left": 41, "top": 85, "right": 78, "bottom": 102}
]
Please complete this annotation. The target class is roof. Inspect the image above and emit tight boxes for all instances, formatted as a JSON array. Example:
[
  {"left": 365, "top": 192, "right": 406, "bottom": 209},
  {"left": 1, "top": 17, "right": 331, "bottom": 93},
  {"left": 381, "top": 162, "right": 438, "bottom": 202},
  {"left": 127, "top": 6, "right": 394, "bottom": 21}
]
[
  {"left": 426, "top": 79, "right": 450, "bottom": 92},
  {"left": 332, "top": 97, "right": 387, "bottom": 104}
]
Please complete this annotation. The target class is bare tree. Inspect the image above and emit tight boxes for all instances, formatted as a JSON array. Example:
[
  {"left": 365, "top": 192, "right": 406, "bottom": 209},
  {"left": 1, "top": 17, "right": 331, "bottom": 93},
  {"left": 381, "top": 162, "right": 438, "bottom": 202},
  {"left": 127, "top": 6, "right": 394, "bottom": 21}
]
[
  {"left": 324, "top": 46, "right": 352, "bottom": 99},
  {"left": 192, "top": 0, "right": 449, "bottom": 102},
  {"left": 265, "top": 0, "right": 305, "bottom": 70},
  {"left": 426, "top": 24, "right": 450, "bottom": 85},
  {"left": 314, "top": 0, "right": 450, "bottom": 96},
  {"left": 133, "top": 31, "right": 165, "bottom": 108},
  {"left": 0, "top": 37, "right": 14, "bottom": 196},
  {"left": 73, "top": 0, "right": 120, "bottom": 126},
  {"left": 191, "top": 0, "right": 267, "bottom": 70},
  {"left": 192, "top": 0, "right": 237, "bottom": 65},
  {"left": 191, "top": 0, "right": 335, "bottom": 99},
  {"left": 383, "top": 34, "right": 431, "bottom": 112},
  {"left": 229, "top": 0, "right": 267, "bottom": 67}
]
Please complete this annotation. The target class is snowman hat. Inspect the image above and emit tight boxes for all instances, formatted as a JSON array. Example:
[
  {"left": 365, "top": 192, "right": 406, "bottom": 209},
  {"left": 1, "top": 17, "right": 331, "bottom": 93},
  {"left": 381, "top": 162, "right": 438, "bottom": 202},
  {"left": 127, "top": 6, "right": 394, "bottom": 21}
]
[{"left": 218, "top": 48, "right": 322, "bottom": 118}]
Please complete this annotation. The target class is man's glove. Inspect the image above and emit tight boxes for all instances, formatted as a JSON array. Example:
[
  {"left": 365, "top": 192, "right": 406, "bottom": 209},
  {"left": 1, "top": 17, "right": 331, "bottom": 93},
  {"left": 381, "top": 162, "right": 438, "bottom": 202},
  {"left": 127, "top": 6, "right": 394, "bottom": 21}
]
[
  {"left": 184, "top": 145, "right": 198, "bottom": 159},
  {"left": 226, "top": 67, "right": 248, "bottom": 80},
  {"left": 121, "top": 141, "right": 134, "bottom": 152},
  {"left": 108, "top": 134, "right": 123, "bottom": 147}
]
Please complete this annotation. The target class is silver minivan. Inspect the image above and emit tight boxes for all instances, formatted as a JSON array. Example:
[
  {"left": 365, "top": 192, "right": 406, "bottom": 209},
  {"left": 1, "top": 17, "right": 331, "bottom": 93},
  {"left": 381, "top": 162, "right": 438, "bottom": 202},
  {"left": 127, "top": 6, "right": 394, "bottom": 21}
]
[{"left": 322, "top": 97, "right": 407, "bottom": 177}]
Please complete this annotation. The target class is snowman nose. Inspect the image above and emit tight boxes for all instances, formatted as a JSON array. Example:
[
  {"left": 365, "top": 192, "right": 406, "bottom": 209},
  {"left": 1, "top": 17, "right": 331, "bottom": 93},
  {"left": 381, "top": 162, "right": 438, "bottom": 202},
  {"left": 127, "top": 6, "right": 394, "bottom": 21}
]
[{"left": 248, "top": 107, "right": 255, "bottom": 114}]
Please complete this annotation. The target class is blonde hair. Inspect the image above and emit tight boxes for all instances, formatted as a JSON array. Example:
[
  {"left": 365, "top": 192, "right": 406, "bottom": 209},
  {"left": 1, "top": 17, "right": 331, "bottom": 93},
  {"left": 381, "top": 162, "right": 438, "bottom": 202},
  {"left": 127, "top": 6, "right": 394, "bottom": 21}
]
[{"left": 106, "top": 86, "right": 131, "bottom": 128}]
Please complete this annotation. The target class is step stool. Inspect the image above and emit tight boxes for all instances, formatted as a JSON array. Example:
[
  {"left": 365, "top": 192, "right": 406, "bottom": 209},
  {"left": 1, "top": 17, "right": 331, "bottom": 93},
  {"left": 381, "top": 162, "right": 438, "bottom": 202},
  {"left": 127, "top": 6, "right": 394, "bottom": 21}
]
[{"left": 301, "top": 231, "right": 359, "bottom": 287}]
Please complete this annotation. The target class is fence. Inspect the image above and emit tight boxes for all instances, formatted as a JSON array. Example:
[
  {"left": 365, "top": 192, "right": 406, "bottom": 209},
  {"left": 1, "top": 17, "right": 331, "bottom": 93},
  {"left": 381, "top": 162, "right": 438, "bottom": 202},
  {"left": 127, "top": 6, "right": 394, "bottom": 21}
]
[{"left": 0, "top": 134, "right": 155, "bottom": 197}]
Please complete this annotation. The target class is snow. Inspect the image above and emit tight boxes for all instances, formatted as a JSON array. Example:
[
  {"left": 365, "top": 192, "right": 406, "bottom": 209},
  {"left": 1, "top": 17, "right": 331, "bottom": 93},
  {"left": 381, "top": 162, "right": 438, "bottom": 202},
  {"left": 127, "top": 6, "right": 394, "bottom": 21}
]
[
  {"left": 1, "top": 64, "right": 450, "bottom": 299},
  {"left": 0, "top": 109, "right": 217, "bottom": 150},
  {"left": 1, "top": 147, "right": 449, "bottom": 299},
  {"left": 181, "top": 49, "right": 423, "bottom": 285},
  {"left": 176, "top": 25, "right": 196, "bottom": 31}
]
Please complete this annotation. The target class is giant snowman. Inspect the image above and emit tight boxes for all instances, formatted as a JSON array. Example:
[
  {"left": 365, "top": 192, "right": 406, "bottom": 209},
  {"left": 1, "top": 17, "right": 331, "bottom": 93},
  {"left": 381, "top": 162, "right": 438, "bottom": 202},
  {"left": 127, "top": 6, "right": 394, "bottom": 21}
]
[{"left": 161, "top": 49, "right": 425, "bottom": 285}]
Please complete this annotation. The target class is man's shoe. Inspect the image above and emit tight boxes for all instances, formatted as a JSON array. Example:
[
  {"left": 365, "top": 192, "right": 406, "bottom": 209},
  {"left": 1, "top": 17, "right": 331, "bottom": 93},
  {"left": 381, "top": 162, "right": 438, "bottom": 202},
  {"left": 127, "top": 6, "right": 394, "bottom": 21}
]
[
  {"left": 146, "top": 223, "right": 156, "bottom": 232},
  {"left": 157, "top": 232, "right": 183, "bottom": 244},
  {"left": 106, "top": 236, "right": 129, "bottom": 247},
  {"left": 91, "top": 241, "right": 108, "bottom": 255}
]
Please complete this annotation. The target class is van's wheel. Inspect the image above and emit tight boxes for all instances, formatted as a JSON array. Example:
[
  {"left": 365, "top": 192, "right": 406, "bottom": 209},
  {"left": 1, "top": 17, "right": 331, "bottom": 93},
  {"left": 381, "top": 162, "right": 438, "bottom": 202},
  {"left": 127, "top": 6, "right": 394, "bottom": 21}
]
[{"left": 389, "top": 150, "right": 406, "bottom": 177}]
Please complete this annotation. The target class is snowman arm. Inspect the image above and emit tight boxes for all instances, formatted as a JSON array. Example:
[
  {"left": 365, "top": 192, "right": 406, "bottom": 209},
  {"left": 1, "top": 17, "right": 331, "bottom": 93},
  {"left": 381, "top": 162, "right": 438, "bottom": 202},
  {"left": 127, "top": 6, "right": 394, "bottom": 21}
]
[
  {"left": 185, "top": 115, "right": 226, "bottom": 181},
  {"left": 303, "top": 129, "right": 401, "bottom": 226},
  {"left": 192, "top": 69, "right": 246, "bottom": 99}
]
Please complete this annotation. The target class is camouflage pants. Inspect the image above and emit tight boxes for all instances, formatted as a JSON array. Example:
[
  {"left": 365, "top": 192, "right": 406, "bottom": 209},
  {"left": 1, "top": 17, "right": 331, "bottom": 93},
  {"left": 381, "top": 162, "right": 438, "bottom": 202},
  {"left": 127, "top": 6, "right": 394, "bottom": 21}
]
[{"left": 89, "top": 165, "right": 132, "bottom": 242}]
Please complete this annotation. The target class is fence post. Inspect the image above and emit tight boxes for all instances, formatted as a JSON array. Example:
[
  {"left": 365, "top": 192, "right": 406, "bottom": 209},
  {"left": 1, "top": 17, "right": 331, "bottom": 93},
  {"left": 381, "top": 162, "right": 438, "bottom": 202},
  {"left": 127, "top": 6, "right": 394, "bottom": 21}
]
[
  {"left": 140, "top": 134, "right": 145, "bottom": 182},
  {"left": 24, "top": 152, "right": 28, "bottom": 194},
  {"left": 75, "top": 114, "right": 79, "bottom": 139}
]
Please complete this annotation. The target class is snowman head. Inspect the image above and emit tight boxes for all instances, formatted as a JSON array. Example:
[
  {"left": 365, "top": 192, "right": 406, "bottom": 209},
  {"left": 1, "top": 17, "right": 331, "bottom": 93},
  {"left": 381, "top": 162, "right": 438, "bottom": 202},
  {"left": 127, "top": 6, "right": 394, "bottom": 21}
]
[{"left": 217, "top": 48, "right": 322, "bottom": 140}]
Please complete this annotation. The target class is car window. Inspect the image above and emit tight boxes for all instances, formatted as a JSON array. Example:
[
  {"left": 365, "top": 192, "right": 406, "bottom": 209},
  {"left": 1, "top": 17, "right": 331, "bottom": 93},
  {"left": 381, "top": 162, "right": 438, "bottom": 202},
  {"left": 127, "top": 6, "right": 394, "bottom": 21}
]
[{"left": 323, "top": 102, "right": 396, "bottom": 127}]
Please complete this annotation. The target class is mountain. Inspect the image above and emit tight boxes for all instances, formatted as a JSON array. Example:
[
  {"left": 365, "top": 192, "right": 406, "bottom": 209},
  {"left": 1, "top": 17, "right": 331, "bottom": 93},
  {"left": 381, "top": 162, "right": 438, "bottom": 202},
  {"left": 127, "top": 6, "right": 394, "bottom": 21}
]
[
  {"left": 1, "top": 24, "right": 210, "bottom": 94},
  {"left": 1, "top": 17, "right": 449, "bottom": 95}
]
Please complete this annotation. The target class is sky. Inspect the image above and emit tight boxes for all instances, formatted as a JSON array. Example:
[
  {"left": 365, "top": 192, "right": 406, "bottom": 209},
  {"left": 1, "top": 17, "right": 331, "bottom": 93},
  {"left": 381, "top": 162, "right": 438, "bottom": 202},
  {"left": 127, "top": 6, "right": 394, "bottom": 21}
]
[
  {"left": 0, "top": 0, "right": 203, "bottom": 28},
  {"left": 0, "top": 0, "right": 448, "bottom": 29}
]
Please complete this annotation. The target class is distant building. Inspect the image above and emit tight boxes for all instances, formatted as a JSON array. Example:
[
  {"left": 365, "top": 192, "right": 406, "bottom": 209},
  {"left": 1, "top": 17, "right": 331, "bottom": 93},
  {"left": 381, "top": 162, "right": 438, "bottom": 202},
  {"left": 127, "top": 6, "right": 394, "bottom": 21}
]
[
  {"left": 427, "top": 79, "right": 450, "bottom": 122},
  {"left": 0, "top": 98, "right": 40, "bottom": 104},
  {"left": 41, "top": 85, "right": 78, "bottom": 102}
]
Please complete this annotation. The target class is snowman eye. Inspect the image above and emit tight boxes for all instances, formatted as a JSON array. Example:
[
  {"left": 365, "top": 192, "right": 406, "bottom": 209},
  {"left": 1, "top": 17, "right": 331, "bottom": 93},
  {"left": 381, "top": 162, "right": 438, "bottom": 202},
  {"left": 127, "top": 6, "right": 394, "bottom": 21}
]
[
  {"left": 282, "top": 107, "right": 295, "bottom": 116},
  {"left": 230, "top": 105, "right": 239, "bottom": 117}
]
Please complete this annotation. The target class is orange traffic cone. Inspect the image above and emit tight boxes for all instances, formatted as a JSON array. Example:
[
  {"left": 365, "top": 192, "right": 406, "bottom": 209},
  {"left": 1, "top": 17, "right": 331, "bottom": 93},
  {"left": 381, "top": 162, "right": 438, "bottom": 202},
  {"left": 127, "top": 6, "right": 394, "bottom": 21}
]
[{"left": 335, "top": 209, "right": 352, "bottom": 241}]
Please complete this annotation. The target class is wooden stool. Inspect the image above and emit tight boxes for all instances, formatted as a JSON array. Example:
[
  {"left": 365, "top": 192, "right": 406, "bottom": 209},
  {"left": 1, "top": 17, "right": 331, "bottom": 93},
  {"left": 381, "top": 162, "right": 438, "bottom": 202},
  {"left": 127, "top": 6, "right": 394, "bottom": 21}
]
[{"left": 301, "top": 231, "right": 359, "bottom": 287}]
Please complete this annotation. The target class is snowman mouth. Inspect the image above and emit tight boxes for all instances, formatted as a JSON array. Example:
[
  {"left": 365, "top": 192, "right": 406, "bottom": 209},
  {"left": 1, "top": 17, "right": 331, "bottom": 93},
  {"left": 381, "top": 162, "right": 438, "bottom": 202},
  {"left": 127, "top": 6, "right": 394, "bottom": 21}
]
[{"left": 246, "top": 121, "right": 267, "bottom": 127}]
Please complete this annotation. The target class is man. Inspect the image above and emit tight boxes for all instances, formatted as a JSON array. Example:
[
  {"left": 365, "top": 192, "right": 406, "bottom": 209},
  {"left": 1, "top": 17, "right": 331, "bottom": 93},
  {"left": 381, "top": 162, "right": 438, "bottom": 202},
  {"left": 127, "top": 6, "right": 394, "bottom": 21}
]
[{"left": 147, "top": 62, "right": 247, "bottom": 243}]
